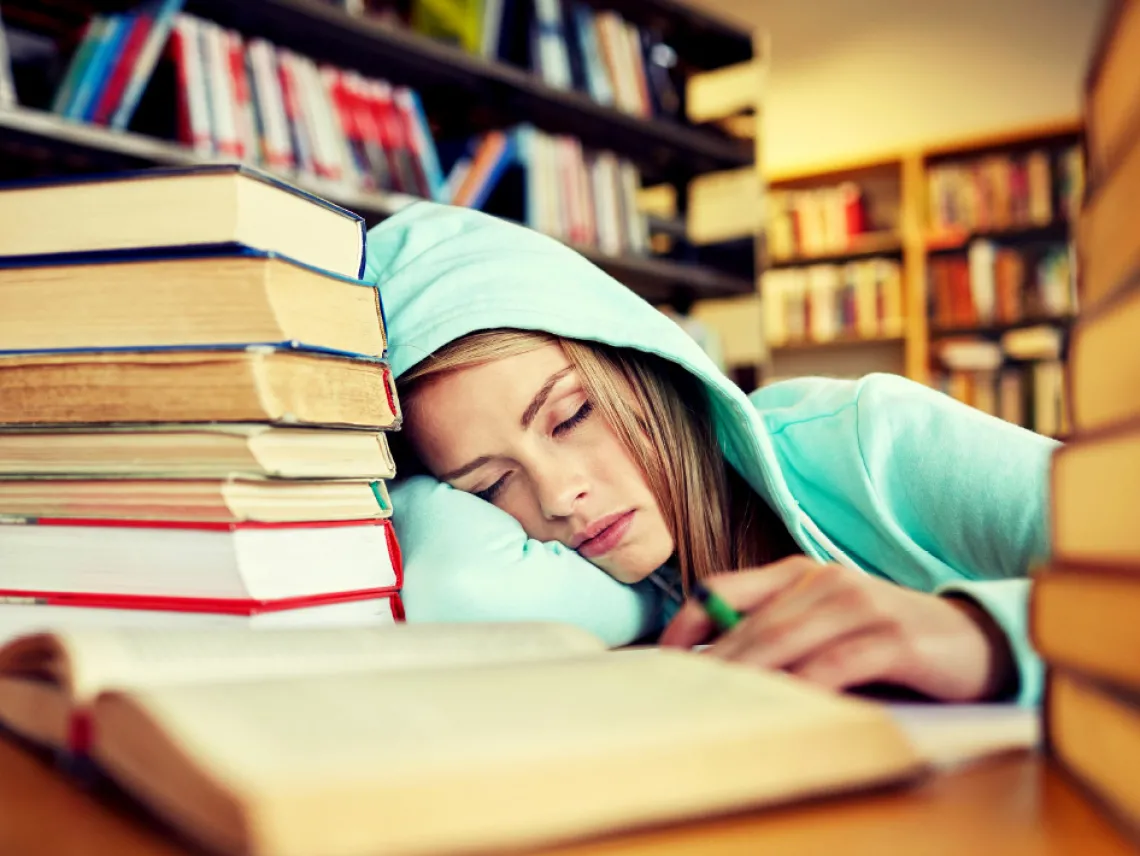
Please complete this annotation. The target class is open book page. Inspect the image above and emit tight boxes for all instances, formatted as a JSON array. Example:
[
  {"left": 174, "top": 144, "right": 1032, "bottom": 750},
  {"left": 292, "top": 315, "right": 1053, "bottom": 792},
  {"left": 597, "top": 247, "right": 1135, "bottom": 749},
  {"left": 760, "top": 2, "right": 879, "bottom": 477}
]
[
  {"left": 0, "top": 622, "right": 607, "bottom": 704},
  {"left": 887, "top": 702, "right": 1039, "bottom": 768},
  {"left": 93, "top": 652, "right": 924, "bottom": 856}
]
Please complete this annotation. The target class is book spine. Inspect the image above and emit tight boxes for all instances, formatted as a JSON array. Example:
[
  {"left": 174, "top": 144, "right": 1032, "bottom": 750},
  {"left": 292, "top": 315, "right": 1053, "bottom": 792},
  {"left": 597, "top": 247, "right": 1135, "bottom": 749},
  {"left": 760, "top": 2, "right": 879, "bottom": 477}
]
[
  {"left": 51, "top": 17, "right": 104, "bottom": 115},
  {"left": 0, "top": 7, "right": 16, "bottom": 108},
  {"left": 90, "top": 11, "right": 152, "bottom": 126},
  {"left": 247, "top": 39, "right": 293, "bottom": 171},
  {"left": 226, "top": 29, "right": 257, "bottom": 163},
  {"left": 200, "top": 20, "right": 240, "bottom": 158},
  {"left": 110, "top": 0, "right": 185, "bottom": 130},
  {"left": 66, "top": 15, "right": 126, "bottom": 121}
]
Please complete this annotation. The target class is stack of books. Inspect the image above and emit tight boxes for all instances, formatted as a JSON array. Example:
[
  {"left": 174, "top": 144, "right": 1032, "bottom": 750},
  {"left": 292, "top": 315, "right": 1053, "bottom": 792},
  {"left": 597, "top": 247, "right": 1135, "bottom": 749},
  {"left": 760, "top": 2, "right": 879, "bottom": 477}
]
[
  {"left": 1030, "top": 0, "right": 1140, "bottom": 839},
  {"left": 0, "top": 164, "right": 404, "bottom": 637},
  {"left": 765, "top": 183, "right": 870, "bottom": 261}
]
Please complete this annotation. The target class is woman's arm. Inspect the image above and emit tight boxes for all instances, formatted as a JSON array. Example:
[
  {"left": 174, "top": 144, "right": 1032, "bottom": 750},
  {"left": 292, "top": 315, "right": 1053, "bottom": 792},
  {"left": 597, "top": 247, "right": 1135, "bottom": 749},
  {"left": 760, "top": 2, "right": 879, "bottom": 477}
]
[
  {"left": 740, "top": 373, "right": 1056, "bottom": 703},
  {"left": 853, "top": 374, "right": 1055, "bottom": 704},
  {"left": 392, "top": 475, "right": 663, "bottom": 645}
]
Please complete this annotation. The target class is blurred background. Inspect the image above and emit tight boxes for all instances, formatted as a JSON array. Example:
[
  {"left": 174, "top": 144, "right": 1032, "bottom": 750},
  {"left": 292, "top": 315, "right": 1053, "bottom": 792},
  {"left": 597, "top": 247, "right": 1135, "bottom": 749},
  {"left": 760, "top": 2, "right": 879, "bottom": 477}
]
[{"left": 0, "top": 0, "right": 1111, "bottom": 440}]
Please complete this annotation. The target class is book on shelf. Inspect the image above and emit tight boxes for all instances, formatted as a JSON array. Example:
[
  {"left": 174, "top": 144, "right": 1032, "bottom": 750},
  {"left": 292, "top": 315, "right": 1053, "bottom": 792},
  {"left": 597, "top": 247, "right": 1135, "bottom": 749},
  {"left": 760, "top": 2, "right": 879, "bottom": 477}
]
[
  {"left": 925, "top": 144, "right": 1082, "bottom": 236},
  {"left": 0, "top": 251, "right": 388, "bottom": 358},
  {"left": 0, "top": 165, "right": 366, "bottom": 279},
  {"left": 762, "top": 258, "right": 904, "bottom": 347},
  {"left": 0, "top": 348, "right": 400, "bottom": 429},
  {"left": 0, "top": 517, "right": 401, "bottom": 608},
  {"left": 0, "top": 5, "right": 15, "bottom": 108},
  {"left": 0, "top": 425, "right": 396, "bottom": 480},
  {"left": 163, "top": 14, "right": 444, "bottom": 200},
  {"left": 928, "top": 242, "right": 1076, "bottom": 329},
  {"left": 445, "top": 123, "right": 649, "bottom": 256},
  {"left": 687, "top": 167, "right": 759, "bottom": 245},
  {"left": 766, "top": 183, "right": 871, "bottom": 261},
  {"left": 0, "top": 623, "right": 924, "bottom": 856},
  {"left": 933, "top": 342, "right": 1066, "bottom": 437}
]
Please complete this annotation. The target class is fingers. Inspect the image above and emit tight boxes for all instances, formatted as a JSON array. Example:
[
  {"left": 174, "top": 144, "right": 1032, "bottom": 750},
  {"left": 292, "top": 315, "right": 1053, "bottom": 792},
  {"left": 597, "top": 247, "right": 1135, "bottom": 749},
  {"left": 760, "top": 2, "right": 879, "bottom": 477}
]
[
  {"left": 789, "top": 631, "right": 904, "bottom": 692},
  {"left": 707, "top": 590, "right": 888, "bottom": 670},
  {"left": 659, "top": 556, "right": 824, "bottom": 648}
]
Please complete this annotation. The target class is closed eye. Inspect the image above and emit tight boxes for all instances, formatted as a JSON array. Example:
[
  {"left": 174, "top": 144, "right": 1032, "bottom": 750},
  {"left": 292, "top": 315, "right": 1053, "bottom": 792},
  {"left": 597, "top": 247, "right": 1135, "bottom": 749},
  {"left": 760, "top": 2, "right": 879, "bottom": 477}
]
[
  {"left": 474, "top": 474, "right": 508, "bottom": 502},
  {"left": 553, "top": 401, "right": 594, "bottom": 437}
]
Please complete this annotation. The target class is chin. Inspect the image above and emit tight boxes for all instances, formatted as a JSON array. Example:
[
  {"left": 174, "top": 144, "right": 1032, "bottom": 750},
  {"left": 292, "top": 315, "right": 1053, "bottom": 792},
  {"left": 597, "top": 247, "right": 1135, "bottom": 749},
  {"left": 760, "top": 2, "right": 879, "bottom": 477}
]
[{"left": 601, "top": 542, "right": 675, "bottom": 585}]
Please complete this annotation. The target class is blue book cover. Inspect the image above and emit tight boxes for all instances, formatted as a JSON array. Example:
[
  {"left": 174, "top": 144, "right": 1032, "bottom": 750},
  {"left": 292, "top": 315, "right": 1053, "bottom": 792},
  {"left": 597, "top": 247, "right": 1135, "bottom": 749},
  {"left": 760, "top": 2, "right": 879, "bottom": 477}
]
[
  {"left": 67, "top": 14, "right": 128, "bottom": 121},
  {"left": 51, "top": 16, "right": 108, "bottom": 115},
  {"left": 468, "top": 133, "right": 518, "bottom": 210},
  {"left": 571, "top": 3, "right": 614, "bottom": 106},
  {"left": 400, "top": 88, "right": 447, "bottom": 203}
]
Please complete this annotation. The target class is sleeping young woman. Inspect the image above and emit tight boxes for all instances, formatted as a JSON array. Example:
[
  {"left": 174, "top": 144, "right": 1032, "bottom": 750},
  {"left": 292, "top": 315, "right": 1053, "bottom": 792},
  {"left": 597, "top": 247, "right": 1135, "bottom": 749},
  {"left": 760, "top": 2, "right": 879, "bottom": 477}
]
[{"left": 365, "top": 202, "right": 1055, "bottom": 705}]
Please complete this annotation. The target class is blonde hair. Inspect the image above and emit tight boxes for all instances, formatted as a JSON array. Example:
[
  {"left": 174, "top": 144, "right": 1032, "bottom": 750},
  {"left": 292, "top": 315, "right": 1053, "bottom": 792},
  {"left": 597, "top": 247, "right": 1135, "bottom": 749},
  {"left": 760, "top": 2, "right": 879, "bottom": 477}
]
[{"left": 400, "top": 329, "right": 787, "bottom": 588}]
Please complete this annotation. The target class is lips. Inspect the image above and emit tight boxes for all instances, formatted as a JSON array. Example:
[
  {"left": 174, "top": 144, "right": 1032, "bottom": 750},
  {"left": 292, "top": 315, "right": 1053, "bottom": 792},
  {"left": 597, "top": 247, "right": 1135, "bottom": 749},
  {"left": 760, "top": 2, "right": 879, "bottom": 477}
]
[{"left": 573, "top": 510, "right": 635, "bottom": 559}]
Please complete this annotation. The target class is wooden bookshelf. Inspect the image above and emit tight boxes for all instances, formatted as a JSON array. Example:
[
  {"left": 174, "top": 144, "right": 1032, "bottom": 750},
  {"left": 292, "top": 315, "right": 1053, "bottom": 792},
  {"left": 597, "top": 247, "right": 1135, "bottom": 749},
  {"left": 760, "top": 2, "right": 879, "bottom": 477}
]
[
  {"left": 0, "top": 107, "right": 752, "bottom": 302},
  {"left": 686, "top": 119, "right": 1085, "bottom": 433},
  {"left": 770, "top": 334, "right": 906, "bottom": 352},
  {"left": 766, "top": 231, "right": 904, "bottom": 269},
  {"left": 930, "top": 316, "right": 1077, "bottom": 339}
]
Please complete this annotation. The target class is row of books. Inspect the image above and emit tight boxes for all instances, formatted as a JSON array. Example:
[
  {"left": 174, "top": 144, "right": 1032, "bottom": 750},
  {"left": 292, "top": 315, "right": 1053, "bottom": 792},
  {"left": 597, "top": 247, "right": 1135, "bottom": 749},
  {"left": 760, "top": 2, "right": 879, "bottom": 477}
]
[
  {"left": 762, "top": 259, "right": 905, "bottom": 347},
  {"left": 933, "top": 360, "right": 1068, "bottom": 438},
  {"left": 926, "top": 145, "right": 1083, "bottom": 236},
  {"left": 172, "top": 14, "right": 444, "bottom": 199},
  {"left": 765, "top": 183, "right": 870, "bottom": 261},
  {"left": 928, "top": 242, "right": 1076, "bottom": 329},
  {"left": 450, "top": 124, "right": 649, "bottom": 255},
  {"left": 1033, "top": 5, "right": 1140, "bottom": 839},
  {"left": 0, "top": 165, "right": 405, "bottom": 634},
  {"left": 934, "top": 327, "right": 1068, "bottom": 433},
  {"left": 407, "top": 0, "right": 680, "bottom": 120}
]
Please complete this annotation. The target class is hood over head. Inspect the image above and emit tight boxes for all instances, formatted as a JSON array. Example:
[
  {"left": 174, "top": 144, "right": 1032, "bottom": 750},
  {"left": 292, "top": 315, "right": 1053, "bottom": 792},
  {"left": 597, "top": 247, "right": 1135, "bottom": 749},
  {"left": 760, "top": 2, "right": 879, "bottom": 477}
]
[{"left": 364, "top": 201, "right": 807, "bottom": 548}]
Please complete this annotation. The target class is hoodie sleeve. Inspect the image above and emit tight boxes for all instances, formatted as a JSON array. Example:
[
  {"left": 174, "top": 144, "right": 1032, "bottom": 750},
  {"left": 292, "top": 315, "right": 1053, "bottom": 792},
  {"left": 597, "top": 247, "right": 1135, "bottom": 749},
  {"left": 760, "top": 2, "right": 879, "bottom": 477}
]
[
  {"left": 390, "top": 475, "right": 663, "bottom": 646},
  {"left": 850, "top": 374, "right": 1057, "bottom": 705}
]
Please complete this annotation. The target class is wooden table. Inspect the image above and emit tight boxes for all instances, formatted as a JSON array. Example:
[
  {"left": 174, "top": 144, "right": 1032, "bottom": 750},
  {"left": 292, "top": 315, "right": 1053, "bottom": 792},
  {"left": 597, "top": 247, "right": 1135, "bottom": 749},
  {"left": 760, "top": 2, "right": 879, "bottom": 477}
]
[{"left": 0, "top": 739, "right": 1131, "bottom": 855}]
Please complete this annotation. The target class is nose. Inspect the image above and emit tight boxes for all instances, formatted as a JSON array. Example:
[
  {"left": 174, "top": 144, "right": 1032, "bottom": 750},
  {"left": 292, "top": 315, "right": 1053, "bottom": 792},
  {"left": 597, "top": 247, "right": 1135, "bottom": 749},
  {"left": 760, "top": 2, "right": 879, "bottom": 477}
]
[{"left": 532, "top": 456, "right": 588, "bottom": 521}]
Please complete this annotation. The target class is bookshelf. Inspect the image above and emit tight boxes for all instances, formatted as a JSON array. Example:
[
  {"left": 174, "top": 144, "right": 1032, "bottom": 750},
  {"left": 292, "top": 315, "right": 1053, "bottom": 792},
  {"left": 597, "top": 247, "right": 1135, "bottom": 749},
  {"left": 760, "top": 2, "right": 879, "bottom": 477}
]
[
  {"left": 0, "top": 0, "right": 761, "bottom": 304},
  {"left": 734, "top": 120, "right": 1083, "bottom": 437}
]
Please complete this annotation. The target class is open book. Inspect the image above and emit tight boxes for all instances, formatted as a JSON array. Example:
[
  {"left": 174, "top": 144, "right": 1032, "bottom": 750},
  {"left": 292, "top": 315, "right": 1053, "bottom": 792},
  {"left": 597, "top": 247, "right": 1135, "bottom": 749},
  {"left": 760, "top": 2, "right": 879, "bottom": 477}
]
[{"left": 0, "top": 623, "right": 925, "bottom": 856}]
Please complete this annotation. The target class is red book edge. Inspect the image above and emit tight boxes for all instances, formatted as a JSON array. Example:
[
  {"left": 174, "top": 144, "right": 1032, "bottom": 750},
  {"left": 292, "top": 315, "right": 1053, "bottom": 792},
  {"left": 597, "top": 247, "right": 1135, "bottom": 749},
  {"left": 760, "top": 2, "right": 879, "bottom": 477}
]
[
  {"left": 91, "top": 12, "right": 153, "bottom": 126},
  {"left": 0, "top": 585, "right": 402, "bottom": 615},
  {"left": 12, "top": 517, "right": 394, "bottom": 533}
]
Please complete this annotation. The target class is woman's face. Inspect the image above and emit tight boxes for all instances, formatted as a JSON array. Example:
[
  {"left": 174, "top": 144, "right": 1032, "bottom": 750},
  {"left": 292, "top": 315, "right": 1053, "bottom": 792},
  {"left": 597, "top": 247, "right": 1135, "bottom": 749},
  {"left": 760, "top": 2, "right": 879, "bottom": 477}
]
[{"left": 405, "top": 343, "right": 675, "bottom": 584}]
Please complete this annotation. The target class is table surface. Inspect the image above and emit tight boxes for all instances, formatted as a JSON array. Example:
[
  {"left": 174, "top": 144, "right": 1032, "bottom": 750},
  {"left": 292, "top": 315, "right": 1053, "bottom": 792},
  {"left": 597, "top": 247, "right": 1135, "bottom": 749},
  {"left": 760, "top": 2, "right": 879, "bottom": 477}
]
[{"left": 0, "top": 740, "right": 1132, "bottom": 856}]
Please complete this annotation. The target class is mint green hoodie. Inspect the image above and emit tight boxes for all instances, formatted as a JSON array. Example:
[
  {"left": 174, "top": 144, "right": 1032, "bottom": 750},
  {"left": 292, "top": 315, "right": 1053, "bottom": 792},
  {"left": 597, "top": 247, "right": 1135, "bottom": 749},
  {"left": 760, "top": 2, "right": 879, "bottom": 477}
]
[{"left": 364, "top": 202, "right": 1056, "bottom": 705}]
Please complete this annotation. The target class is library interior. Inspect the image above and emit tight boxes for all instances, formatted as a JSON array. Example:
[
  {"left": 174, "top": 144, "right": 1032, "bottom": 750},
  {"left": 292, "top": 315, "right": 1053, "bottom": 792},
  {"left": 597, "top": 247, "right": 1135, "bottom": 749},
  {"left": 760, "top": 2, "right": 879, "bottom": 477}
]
[{"left": 1, "top": 0, "right": 1140, "bottom": 854}]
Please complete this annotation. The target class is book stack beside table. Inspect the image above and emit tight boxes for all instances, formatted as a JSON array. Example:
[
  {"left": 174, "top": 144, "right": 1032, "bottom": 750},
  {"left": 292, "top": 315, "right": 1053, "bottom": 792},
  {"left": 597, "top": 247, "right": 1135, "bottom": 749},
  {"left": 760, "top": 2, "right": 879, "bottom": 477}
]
[{"left": 0, "top": 164, "right": 405, "bottom": 634}]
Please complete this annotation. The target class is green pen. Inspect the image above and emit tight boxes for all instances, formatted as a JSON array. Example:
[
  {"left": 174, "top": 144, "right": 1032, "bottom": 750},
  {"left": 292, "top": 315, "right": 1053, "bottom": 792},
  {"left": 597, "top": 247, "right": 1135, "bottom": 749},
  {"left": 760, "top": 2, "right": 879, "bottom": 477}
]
[{"left": 691, "top": 581, "right": 743, "bottom": 633}]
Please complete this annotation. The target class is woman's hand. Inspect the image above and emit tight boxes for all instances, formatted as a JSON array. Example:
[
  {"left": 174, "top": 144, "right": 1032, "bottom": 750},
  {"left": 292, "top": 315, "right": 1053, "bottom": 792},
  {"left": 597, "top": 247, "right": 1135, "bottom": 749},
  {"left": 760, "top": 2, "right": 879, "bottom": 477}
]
[{"left": 659, "top": 556, "right": 1017, "bottom": 702}]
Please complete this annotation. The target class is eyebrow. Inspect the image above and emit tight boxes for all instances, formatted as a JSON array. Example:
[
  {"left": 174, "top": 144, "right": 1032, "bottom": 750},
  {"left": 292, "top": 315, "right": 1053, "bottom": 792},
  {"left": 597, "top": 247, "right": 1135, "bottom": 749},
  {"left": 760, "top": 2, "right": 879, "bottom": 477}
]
[
  {"left": 438, "top": 367, "right": 573, "bottom": 483},
  {"left": 520, "top": 367, "right": 573, "bottom": 429}
]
